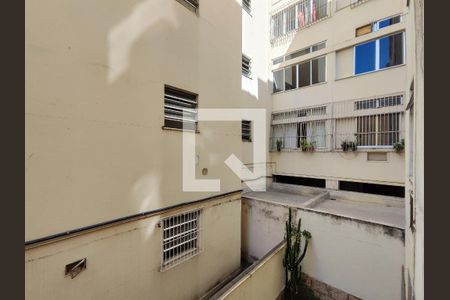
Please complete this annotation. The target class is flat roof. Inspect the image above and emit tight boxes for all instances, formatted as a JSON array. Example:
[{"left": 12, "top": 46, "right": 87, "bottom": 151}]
[{"left": 243, "top": 184, "right": 405, "bottom": 229}]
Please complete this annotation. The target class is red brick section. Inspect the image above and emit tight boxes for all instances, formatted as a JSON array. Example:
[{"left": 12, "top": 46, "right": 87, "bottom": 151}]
[{"left": 301, "top": 273, "right": 362, "bottom": 300}]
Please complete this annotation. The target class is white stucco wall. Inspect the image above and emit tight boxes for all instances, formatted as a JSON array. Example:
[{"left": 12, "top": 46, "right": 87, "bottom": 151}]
[
  {"left": 242, "top": 197, "right": 405, "bottom": 300},
  {"left": 298, "top": 208, "right": 405, "bottom": 300}
]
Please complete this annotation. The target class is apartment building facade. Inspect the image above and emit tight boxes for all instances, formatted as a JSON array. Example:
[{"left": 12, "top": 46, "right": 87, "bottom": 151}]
[
  {"left": 269, "top": 0, "right": 408, "bottom": 195},
  {"left": 25, "top": 1, "right": 272, "bottom": 299}
]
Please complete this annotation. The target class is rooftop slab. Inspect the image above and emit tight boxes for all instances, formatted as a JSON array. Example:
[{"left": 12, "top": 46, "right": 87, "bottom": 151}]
[{"left": 243, "top": 183, "right": 405, "bottom": 229}]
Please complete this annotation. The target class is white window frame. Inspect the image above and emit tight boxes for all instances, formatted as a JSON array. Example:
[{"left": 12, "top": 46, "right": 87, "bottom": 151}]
[{"left": 353, "top": 31, "right": 405, "bottom": 76}]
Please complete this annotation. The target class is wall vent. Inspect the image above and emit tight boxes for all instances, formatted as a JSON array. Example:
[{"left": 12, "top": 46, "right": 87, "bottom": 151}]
[
  {"left": 273, "top": 175, "right": 326, "bottom": 188},
  {"left": 339, "top": 181, "right": 404, "bottom": 197}
]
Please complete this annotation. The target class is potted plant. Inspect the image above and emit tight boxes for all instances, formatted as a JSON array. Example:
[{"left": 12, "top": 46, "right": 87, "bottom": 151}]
[
  {"left": 393, "top": 139, "right": 405, "bottom": 152},
  {"left": 341, "top": 140, "right": 349, "bottom": 152},
  {"left": 308, "top": 141, "right": 316, "bottom": 152},
  {"left": 276, "top": 139, "right": 283, "bottom": 152},
  {"left": 283, "top": 208, "right": 312, "bottom": 299},
  {"left": 348, "top": 141, "right": 357, "bottom": 151},
  {"left": 342, "top": 140, "right": 357, "bottom": 152},
  {"left": 300, "top": 139, "right": 309, "bottom": 152}
]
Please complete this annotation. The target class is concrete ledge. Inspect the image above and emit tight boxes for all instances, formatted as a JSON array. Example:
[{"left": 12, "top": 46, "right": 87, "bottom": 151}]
[{"left": 304, "top": 191, "right": 330, "bottom": 208}]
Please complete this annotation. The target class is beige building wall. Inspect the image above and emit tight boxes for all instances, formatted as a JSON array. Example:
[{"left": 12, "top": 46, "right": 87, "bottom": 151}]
[
  {"left": 297, "top": 208, "right": 405, "bottom": 300},
  {"left": 25, "top": 195, "right": 241, "bottom": 300},
  {"left": 26, "top": 0, "right": 245, "bottom": 240},
  {"left": 25, "top": 0, "right": 258, "bottom": 299},
  {"left": 269, "top": 0, "right": 408, "bottom": 186},
  {"left": 240, "top": 0, "right": 273, "bottom": 177}
]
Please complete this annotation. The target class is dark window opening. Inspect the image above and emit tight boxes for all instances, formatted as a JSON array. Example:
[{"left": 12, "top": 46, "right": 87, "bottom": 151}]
[
  {"left": 243, "top": 0, "right": 251, "bottom": 13},
  {"left": 242, "top": 120, "right": 252, "bottom": 142},
  {"left": 176, "top": 0, "right": 199, "bottom": 13},
  {"left": 284, "top": 65, "right": 297, "bottom": 90},
  {"left": 242, "top": 54, "right": 252, "bottom": 77},
  {"left": 339, "top": 181, "right": 405, "bottom": 197},
  {"left": 273, "top": 175, "right": 326, "bottom": 188}
]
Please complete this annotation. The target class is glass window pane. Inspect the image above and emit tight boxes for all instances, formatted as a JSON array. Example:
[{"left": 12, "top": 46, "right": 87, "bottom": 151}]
[
  {"left": 284, "top": 65, "right": 298, "bottom": 90},
  {"left": 299, "top": 61, "right": 311, "bottom": 87},
  {"left": 286, "top": 5, "right": 296, "bottom": 33},
  {"left": 377, "top": 15, "right": 401, "bottom": 30},
  {"left": 272, "top": 56, "right": 283, "bottom": 64},
  {"left": 312, "top": 56, "right": 326, "bottom": 84},
  {"left": 285, "top": 48, "right": 310, "bottom": 61},
  {"left": 273, "top": 69, "right": 284, "bottom": 93},
  {"left": 312, "top": 41, "right": 326, "bottom": 51},
  {"left": 355, "top": 40, "right": 376, "bottom": 74},
  {"left": 315, "top": 0, "right": 328, "bottom": 20},
  {"left": 379, "top": 33, "right": 404, "bottom": 69}
]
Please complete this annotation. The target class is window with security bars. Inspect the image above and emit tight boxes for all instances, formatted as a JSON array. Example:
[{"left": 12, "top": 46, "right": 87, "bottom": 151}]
[
  {"left": 164, "top": 85, "right": 198, "bottom": 131},
  {"left": 242, "top": 54, "right": 251, "bottom": 77},
  {"left": 242, "top": 120, "right": 252, "bottom": 142},
  {"left": 355, "top": 95, "right": 403, "bottom": 110},
  {"left": 243, "top": 0, "right": 251, "bottom": 13},
  {"left": 161, "top": 210, "right": 201, "bottom": 271},
  {"left": 176, "top": 0, "right": 199, "bottom": 13},
  {"left": 271, "top": 0, "right": 329, "bottom": 40},
  {"left": 271, "top": 121, "right": 326, "bottom": 150},
  {"left": 356, "top": 113, "right": 400, "bottom": 147}
]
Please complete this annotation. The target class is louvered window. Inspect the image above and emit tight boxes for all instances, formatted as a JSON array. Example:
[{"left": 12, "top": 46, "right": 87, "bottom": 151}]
[
  {"left": 243, "top": 0, "right": 251, "bottom": 13},
  {"left": 164, "top": 85, "right": 198, "bottom": 131},
  {"left": 355, "top": 95, "right": 403, "bottom": 110},
  {"left": 176, "top": 0, "right": 199, "bottom": 13},
  {"left": 242, "top": 120, "right": 252, "bottom": 142},
  {"left": 242, "top": 54, "right": 252, "bottom": 77}
]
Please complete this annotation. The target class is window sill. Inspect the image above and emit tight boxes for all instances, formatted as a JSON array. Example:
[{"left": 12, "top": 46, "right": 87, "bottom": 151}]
[
  {"left": 162, "top": 126, "right": 200, "bottom": 134},
  {"left": 335, "top": 63, "right": 406, "bottom": 81}
]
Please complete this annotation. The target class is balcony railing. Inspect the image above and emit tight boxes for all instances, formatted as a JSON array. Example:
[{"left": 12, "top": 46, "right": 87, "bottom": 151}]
[{"left": 270, "top": 0, "right": 331, "bottom": 43}]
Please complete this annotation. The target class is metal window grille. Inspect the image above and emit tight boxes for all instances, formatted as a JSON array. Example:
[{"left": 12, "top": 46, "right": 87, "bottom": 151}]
[
  {"left": 164, "top": 85, "right": 198, "bottom": 131},
  {"left": 243, "top": 0, "right": 251, "bottom": 13},
  {"left": 271, "top": 0, "right": 330, "bottom": 41},
  {"left": 270, "top": 120, "right": 327, "bottom": 150},
  {"left": 355, "top": 95, "right": 403, "bottom": 110},
  {"left": 176, "top": 0, "right": 199, "bottom": 12},
  {"left": 356, "top": 113, "right": 400, "bottom": 147},
  {"left": 242, "top": 54, "right": 252, "bottom": 77},
  {"left": 161, "top": 209, "right": 202, "bottom": 271},
  {"left": 242, "top": 120, "right": 252, "bottom": 141}
]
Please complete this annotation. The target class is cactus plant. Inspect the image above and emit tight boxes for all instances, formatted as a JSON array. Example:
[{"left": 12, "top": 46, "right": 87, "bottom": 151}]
[{"left": 283, "top": 208, "right": 312, "bottom": 298}]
